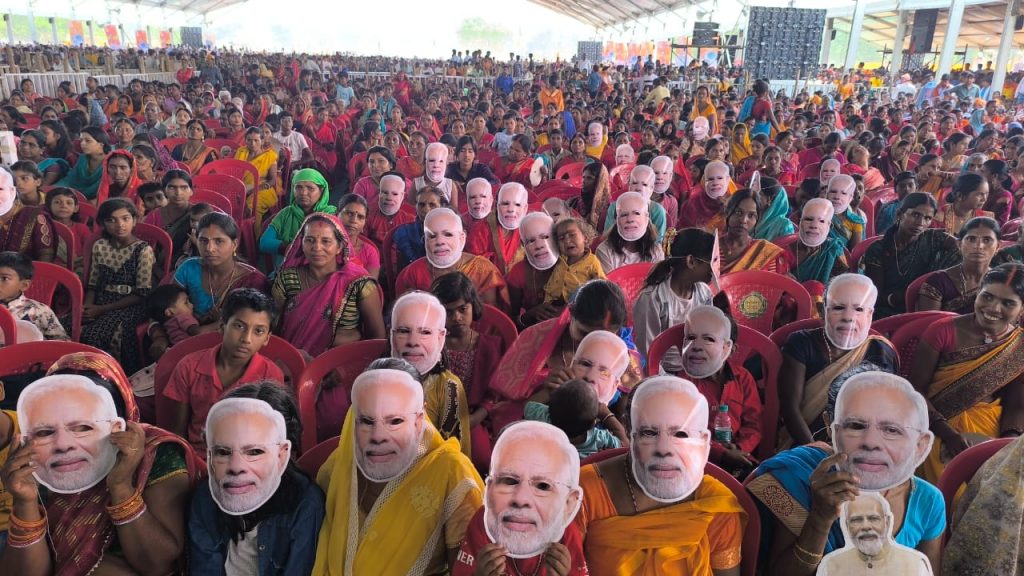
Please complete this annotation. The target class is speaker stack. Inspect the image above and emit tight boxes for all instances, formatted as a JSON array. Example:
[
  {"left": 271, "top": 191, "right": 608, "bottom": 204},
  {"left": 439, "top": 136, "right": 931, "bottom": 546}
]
[{"left": 745, "top": 7, "right": 827, "bottom": 80}]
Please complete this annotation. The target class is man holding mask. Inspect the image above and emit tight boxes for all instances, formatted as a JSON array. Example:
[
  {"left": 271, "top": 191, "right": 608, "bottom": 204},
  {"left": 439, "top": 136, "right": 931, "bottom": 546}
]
[
  {"left": 312, "top": 369, "right": 483, "bottom": 576},
  {"left": 396, "top": 208, "right": 506, "bottom": 307},
  {"left": 467, "top": 182, "right": 528, "bottom": 275},
  {"left": 453, "top": 421, "right": 587, "bottom": 576}
]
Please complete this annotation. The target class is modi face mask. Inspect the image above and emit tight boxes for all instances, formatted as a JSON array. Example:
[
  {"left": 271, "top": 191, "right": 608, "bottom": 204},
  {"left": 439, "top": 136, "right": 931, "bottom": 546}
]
[
  {"left": 520, "top": 212, "right": 559, "bottom": 271},
  {"left": 206, "top": 398, "right": 291, "bottom": 515},
  {"left": 466, "top": 178, "right": 493, "bottom": 220},
  {"left": 703, "top": 162, "right": 729, "bottom": 199},
  {"left": 824, "top": 275, "right": 875, "bottom": 350},
  {"left": 425, "top": 143, "right": 448, "bottom": 182},
  {"left": 424, "top": 209, "right": 466, "bottom": 269},
  {"left": 0, "top": 170, "right": 16, "bottom": 217},
  {"left": 799, "top": 199, "right": 835, "bottom": 248},
  {"left": 391, "top": 293, "right": 447, "bottom": 375},
  {"left": 826, "top": 175, "right": 856, "bottom": 214},
  {"left": 615, "top": 192, "right": 650, "bottom": 242},
  {"left": 587, "top": 123, "right": 604, "bottom": 148},
  {"left": 692, "top": 116, "right": 710, "bottom": 140},
  {"left": 484, "top": 423, "right": 582, "bottom": 559},
  {"left": 681, "top": 308, "right": 733, "bottom": 379},
  {"left": 378, "top": 175, "right": 405, "bottom": 217},
  {"left": 497, "top": 183, "right": 528, "bottom": 230},
  {"left": 570, "top": 330, "right": 628, "bottom": 404},
  {"left": 17, "top": 375, "right": 126, "bottom": 494},
  {"left": 652, "top": 156, "right": 673, "bottom": 194},
  {"left": 628, "top": 166, "right": 656, "bottom": 200}
]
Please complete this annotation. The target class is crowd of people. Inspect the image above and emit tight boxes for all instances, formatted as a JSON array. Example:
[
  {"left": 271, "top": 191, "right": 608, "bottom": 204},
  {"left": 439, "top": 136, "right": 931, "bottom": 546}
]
[{"left": 0, "top": 44, "right": 1022, "bottom": 576}]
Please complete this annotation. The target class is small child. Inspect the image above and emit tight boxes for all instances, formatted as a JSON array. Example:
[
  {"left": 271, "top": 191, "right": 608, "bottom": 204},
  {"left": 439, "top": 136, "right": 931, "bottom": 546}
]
[
  {"left": 175, "top": 202, "right": 214, "bottom": 268},
  {"left": 45, "top": 187, "right": 93, "bottom": 270},
  {"left": 0, "top": 251, "right": 68, "bottom": 340},
  {"left": 138, "top": 181, "right": 168, "bottom": 215},
  {"left": 10, "top": 161, "right": 44, "bottom": 206},
  {"left": 492, "top": 111, "right": 518, "bottom": 157},
  {"left": 524, "top": 379, "right": 624, "bottom": 459},
  {"left": 146, "top": 284, "right": 199, "bottom": 345},
  {"left": 543, "top": 217, "right": 605, "bottom": 305}
]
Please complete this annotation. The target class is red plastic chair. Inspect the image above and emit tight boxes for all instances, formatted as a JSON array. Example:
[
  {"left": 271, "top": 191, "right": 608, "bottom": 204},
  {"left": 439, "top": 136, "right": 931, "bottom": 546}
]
[
  {"left": 295, "top": 339, "right": 387, "bottom": 451},
  {"left": 533, "top": 180, "right": 580, "bottom": 202},
  {"left": 849, "top": 235, "right": 883, "bottom": 272},
  {"left": 475, "top": 304, "right": 518, "bottom": 353},
  {"left": 205, "top": 138, "right": 241, "bottom": 156},
  {"left": 0, "top": 341, "right": 107, "bottom": 372},
  {"left": 859, "top": 194, "right": 877, "bottom": 238},
  {"left": 937, "top": 437, "right": 1014, "bottom": 530},
  {"left": 154, "top": 332, "right": 307, "bottom": 431},
  {"left": 192, "top": 173, "right": 247, "bottom": 220},
  {"left": 192, "top": 189, "right": 233, "bottom": 216},
  {"left": 871, "top": 311, "right": 956, "bottom": 340},
  {"left": 904, "top": 271, "right": 939, "bottom": 313},
  {"left": 159, "top": 137, "right": 187, "bottom": 152},
  {"left": 134, "top": 222, "right": 174, "bottom": 281},
  {"left": 606, "top": 262, "right": 653, "bottom": 327},
  {"left": 554, "top": 162, "right": 585, "bottom": 187},
  {"left": 476, "top": 148, "right": 498, "bottom": 167},
  {"left": 298, "top": 436, "right": 339, "bottom": 473},
  {"left": 51, "top": 220, "right": 77, "bottom": 270},
  {"left": 580, "top": 447, "right": 760, "bottom": 576},
  {"left": 889, "top": 313, "right": 949, "bottom": 378},
  {"left": 647, "top": 323, "right": 783, "bottom": 459},
  {"left": 1001, "top": 218, "right": 1021, "bottom": 241},
  {"left": 381, "top": 226, "right": 401, "bottom": 302},
  {"left": 798, "top": 162, "right": 821, "bottom": 182},
  {"left": 198, "top": 158, "right": 260, "bottom": 196},
  {"left": 770, "top": 233, "right": 799, "bottom": 251},
  {"left": 768, "top": 318, "right": 823, "bottom": 348},
  {"left": 718, "top": 271, "right": 813, "bottom": 336},
  {"left": 347, "top": 151, "right": 368, "bottom": 183},
  {"left": 0, "top": 306, "right": 17, "bottom": 345},
  {"left": 24, "top": 261, "right": 84, "bottom": 341}
]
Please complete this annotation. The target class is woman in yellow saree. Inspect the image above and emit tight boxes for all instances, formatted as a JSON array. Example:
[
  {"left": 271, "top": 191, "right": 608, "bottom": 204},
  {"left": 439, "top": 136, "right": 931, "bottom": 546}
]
[
  {"left": 730, "top": 123, "right": 753, "bottom": 166},
  {"left": 234, "top": 126, "right": 279, "bottom": 228},
  {"left": 910, "top": 262, "right": 1024, "bottom": 483},
  {"left": 719, "top": 188, "right": 788, "bottom": 275}
]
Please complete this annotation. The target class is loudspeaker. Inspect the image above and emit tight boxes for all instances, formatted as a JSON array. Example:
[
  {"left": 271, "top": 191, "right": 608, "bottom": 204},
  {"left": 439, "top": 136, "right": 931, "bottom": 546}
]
[
  {"left": 746, "top": 7, "right": 826, "bottom": 79},
  {"left": 910, "top": 9, "right": 938, "bottom": 54},
  {"left": 1016, "top": 15, "right": 1023, "bottom": 31}
]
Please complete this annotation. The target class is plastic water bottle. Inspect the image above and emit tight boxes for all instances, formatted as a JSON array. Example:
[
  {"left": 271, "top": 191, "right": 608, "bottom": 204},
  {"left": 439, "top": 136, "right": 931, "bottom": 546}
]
[{"left": 713, "top": 405, "right": 732, "bottom": 444}]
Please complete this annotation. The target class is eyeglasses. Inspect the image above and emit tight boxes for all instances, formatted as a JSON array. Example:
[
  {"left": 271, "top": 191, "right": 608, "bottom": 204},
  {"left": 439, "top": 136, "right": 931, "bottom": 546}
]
[
  {"left": 633, "top": 427, "right": 710, "bottom": 446},
  {"left": 356, "top": 412, "right": 421, "bottom": 432},
  {"left": 836, "top": 419, "right": 921, "bottom": 441},
  {"left": 487, "top": 474, "right": 571, "bottom": 498},
  {"left": 27, "top": 419, "right": 117, "bottom": 445},
  {"left": 209, "top": 443, "right": 285, "bottom": 463}
]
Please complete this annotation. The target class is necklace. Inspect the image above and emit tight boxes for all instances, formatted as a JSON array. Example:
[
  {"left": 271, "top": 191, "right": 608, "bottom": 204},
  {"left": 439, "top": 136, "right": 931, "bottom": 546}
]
[
  {"left": 893, "top": 235, "right": 909, "bottom": 277},
  {"left": 559, "top": 332, "right": 578, "bottom": 368},
  {"left": 982, "top": 324, "right": 1013, "bottom": 344},
  {"left": 623, "top": 456, "right": 639, "bottom": 513},
  {"left": 821, "top": 329, "right": 835, "bottom": 365},
  {"left": 206, "top": 264, "right": 241, "bottom": 306},
  {"left": 508, "top": 555, "right": 545, "bottom": 576}
]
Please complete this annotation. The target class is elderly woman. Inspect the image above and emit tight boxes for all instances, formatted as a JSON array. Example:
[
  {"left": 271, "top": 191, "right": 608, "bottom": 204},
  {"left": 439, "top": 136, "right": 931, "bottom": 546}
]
[
  {"left": 17, "top": 129, "right": 68, "bottom": 186},
  {"left": 56, "top": 126, "right": 110, "bottom": 199},
  {"left": 719, "top": 188, "right": 788, "bottom": 274},
  {"left": 779, "top": 274, "right": 899, "bottom": 447},
  {"left": 864, "top": 193, "right": 961, "bottom": 318},
  {"left": 143, "top": 170, "right": 195, "bottom": 265},
  {"left": 171, "top": 118, "right": 219, "bottom": 173},
  {"left": 271, "top": 213, "right": 385, "bottom": 357},
  {"left": 131, "top": 144, "right": 162, "bottom": 183},
  {"left": 0, "top": 352, "right": 202, "bottom": 575},
  {"left": 918, "top": 217, "right": 1000, "bottom": 314},
  {"left": 234, "top": 126, "right": 279, "bottom": 226},
  {"left": 445, "top": 135, "right": 498, "bottom": 187},
  {"left": 260, "top": 169, "right": 336, "bottom": 269},
  {"left": 910, "top": 263, "right": 1024, "bottom": 482}
]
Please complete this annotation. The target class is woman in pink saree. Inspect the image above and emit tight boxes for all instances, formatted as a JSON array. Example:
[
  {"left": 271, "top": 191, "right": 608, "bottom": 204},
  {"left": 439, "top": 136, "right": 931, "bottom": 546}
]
[{"left": 271, "top": 213, "right": 386, "bottom": 358}]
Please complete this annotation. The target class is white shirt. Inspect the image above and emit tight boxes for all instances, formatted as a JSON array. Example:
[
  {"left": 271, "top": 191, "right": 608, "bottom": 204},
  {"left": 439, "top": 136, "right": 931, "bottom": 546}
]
[
  {"left": 224, "top": 526, "right": 260, "bottom": 576},
  {"left": 633, "top": 280, "right": 713, "bottom": 374},
  {"left": 274, "top": 130, "right": 309, "bottom": 164}
]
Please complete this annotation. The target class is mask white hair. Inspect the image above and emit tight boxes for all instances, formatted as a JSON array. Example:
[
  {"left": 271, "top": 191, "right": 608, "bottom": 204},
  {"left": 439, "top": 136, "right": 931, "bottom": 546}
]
[
  {"left": 519, "top": 211, "right": 555, "bottom": 245},
  {"left": 828, "top": 173, "right": 856, "bottom": 195},
  {"left": 616, "top": 190, "right": 648, "bottom": 211},
  {"left": 686, "top": 305, "right": 731, "bottom": 341},
  {"left": 652, "top": 155, "right": 673, "bottom": 171},
  {"left": 834, "top": 372, "right": 929, "bottom": 432},
  {"left": 423, "top": 206, "right": 464, "bottom": 234},
  {"left": 821, "top": 158, "right": 841, "bottom": 174},
  {"left": 576, "top": 330, "right": 629, "bottom": 380},
  {"left": 616, "top": 143, "right": 636, "bottom": 160},
  {"left": 840, "top": 492, "right": 895, "bottom": 542},
  {"left": 498, "top": 182, "right": 528, "bottom": 204},
  {"left": 629, "top": 375, "right": 709, "bottom": 435},
  {"left": 630, "top": 164, "right": 655, "bottom": 184},
  {"left": 803, "top": 197, "right": 836, "bottom": 220},
  {"left": 18, "top": 374, "right": 119, "bottom": 427},
  {"left": 206, "top": 397, "right": 289, "bottom": 448},
  {"left": 491, "top": 421, "right": 580, "bottom": 487},
  {"left": 466, "top": 177, "right": 492, "bottom": 197},
  {"left": 392, "top": 291, "right": 447, "bottom": 331},
  {"left": 425, "top": 141, "right": 448, "bottom": 158},
  {"left": 380, "top": 173, "right": 405, "bottom": 191},
  {"left": 825, "top": 273, "right": 878, "bottom": 309},
  {"left": 351, "top": 368, "right": 425, "bottom": 411}
]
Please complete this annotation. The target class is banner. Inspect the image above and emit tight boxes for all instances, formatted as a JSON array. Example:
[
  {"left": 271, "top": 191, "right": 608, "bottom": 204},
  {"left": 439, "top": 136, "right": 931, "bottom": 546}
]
[
  {"left": 136, "top": 30, "right": 149, "bottom": 50},
  {"left": 104, "top": 24, "right": 121, "bottom": 48},
  {"left": 69, "top": 21, "right": 85, "bottom": 47},
  {"left": 159, "top": 30, "right": 172, "bottom": 48}
]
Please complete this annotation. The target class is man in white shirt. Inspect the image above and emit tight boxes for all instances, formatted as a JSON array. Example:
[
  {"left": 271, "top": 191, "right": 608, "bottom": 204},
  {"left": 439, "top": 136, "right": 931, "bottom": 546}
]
[{"left": 273, "top": 112, "right": 313, "bottom": 166}]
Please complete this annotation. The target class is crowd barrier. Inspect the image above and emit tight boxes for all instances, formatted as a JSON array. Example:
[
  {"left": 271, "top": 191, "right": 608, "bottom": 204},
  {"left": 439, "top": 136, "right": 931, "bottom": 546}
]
[
  {"left": 342, "top": 71, "right": 497, "bottom": 88},
  {"left": 0, "top": 71, "right": 179, "bottom": 99}
]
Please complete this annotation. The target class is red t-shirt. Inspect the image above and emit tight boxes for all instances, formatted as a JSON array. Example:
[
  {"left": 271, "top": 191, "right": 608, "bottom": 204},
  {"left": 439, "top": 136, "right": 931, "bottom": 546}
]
[{"left": 452, "top": 507, "right": 589, "bottom": 576}]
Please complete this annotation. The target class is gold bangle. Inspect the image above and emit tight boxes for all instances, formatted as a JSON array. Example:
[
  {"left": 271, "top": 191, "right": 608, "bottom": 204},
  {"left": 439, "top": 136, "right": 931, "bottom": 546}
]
[
  {"left": 792, "top": 542, "right": 823, "bottom": 566},
  {"left": 107, "top": 491, "right": 146, "bottom": 524}
]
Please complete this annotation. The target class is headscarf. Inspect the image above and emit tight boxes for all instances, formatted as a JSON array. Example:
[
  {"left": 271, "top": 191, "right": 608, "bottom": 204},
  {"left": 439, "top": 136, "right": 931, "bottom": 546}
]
[
  {"left": 46, "top": 351, "right": 139, "bottom": 422},
  {"left": 269, "top": 168, "right": 336, "bottom": 243},
  {"left": 969, "top": 109, "right": 986, "bottom": 136},
  {"left": 95, "top": 150, "right": 143, "bottom": 206},
  {"left": 281, "top": 212, "right": 351, "bottom": 269},
  {"left": 559, "top": 110, "right": 577, "bottom": 139},
  {"left": 731, "top": 125, "right": 753, "bottom": 164}
]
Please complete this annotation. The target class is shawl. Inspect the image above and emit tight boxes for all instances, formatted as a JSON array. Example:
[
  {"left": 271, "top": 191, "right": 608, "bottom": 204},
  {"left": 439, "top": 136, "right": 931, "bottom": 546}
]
[
  {"left": 792, "top": 237, "right": 846, "bottom": 284},
  {"left": 95, "top": 150, "right": 143, "bottom": 206},
  {"left": 57, "top": 154, "right": 104, "bottom": 199},
  {"left": 752, "top": 188, "right": 795, "bottom": 241}
]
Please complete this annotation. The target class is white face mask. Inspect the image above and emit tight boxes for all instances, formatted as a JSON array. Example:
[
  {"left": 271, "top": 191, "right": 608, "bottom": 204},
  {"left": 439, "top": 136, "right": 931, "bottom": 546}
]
[
  {"left": 467, "top": 186, "right": 493, "bottom": 220},
  {"left": 652, "top": 162, "right": 673, "bottom": 194},
  {"left": 681, "top": 320, "right": 732, "bottom": 380},
  {"left": 424, "top": 217, "right": 465, "bottom": 269},
  {"left": 799, "top": 204, "right": 834, "bottom": 248},
  {"left": 824, "top": 286, "right": 874, "bottom": 350},
  {"left": 587, "top": 126, "right": 603, "bottom": 148},
  {"left": 704, "top": 170, "right": 729, "bottom": 199},
  {"left": 616, "top": 196, "right": 649, "bottom": 242},
  {"left": 425, "top": 148, "right": 447, "bottom": 182},
  {"left": 630, "top": 431, "right": 708, "bottom": 503},
  {"left": 497, "top": 190, "right": 527, "bottom": 230},
  {"left": 521, "top": 220, "right": 559, "bottom": 270},
  {"left": 0, "top": 173, "right": 15, "bottom": 217}
]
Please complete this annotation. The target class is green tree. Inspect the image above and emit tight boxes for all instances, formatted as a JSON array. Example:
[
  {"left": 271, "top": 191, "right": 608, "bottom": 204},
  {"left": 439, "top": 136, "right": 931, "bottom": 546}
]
[{"left": 455, "top": 17, "right": 512, "bottom": 54}]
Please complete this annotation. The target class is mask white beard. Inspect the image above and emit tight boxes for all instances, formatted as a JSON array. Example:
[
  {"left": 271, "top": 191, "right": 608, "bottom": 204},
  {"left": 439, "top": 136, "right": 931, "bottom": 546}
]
[
  {"left": 681, "top": 343, "right": 726, "bottom": 379},
  {"left": 630, "top": 444, "right": 705, "bottom": 503},
  {"left": 705, "top": 181, "right": 727, "bottom": 199},
  {"left": 426, "top": 243, "right": 462, "bottom": 269},
  {"left": 831, "top": 198, "right": 851, "bottom": 214},
  {"left": 469, "top": 199, "right": 493, "bottom": 220},
  {"left": 654, "top": 179, "right": 671, "bottom": 194},
  {"left": 427, "top": 166, "right": 446, "bottom": 182},
  {"left": 854, "top": 533, "right": 885, "bottom": 557},
  {"left": 617, "top": 217, "right": 648, "bottom": 242},
  {"left": 0, "top": 191, "right": 14, "bottom": 217},
  {"left": 208, "top": 457, "right": 287, "bottom": 516},
  {"left": 380, "top": 200, "right": 400, "bottom": 217},
  {"left": 34, "top": 418, "right": 125, "bottom": 494},
  {"left": 825, "top": 320, "right": 868, "bottom": 350},
  {"left": 354, "top": 428, "right": 422, "bottom": 483},
  {"left": 800, "top": 226, "right": 829, "bottom": 248},
  {"left": 499, "top": 211, "right": 524, "bottom": 231},
  {"left": 483, "top": 485, "right": 580, "bottom": 559},
  {"left": 524, "top": 239, "right": 559, "bottom": 270}
]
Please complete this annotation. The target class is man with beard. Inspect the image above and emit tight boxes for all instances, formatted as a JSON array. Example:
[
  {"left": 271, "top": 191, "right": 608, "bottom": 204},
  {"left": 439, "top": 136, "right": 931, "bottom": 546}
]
[
  {"left": 453, "top": 421, "right": 586, "bottom": 576},
  {"left": 507, "top": 212, "right": 559, "bottom": 329},
  {"left": 189, "top": 384, "right": 324, "bottom": 575},
  {"left": 414, "top": 142, "right": 461, "bottom": 211},
  {"left": 603, "top": 164, "right": 667, "bottom": 241},
  {"left": 573, "top": 375, "right": 746, "bottom": 575},
  {"left": 681, "top": 306, "right": 761, "bottom": 477},
  {"left": 747, "top": 372, "right": 944, "bottom": 576},
  {"left": 364, "top": 172, "right": 415, "bottom": 246},
  {"left": 391, "top": 291, "right": 471, "bottom": 458},
  {"left": 462, "top": 177, "right": 494, "bottom": 230},
  {"left": 818, "top": 493, "right": 931, "bottom": 575},
  {"left": 467, "top": 182, "right": 528, "bottom": 275},
  {"left": 396, "top": 208, "right": 506, "bottom": 307},
  {"left": 312, "top": 369, "right": 483, "bottom": 576}
]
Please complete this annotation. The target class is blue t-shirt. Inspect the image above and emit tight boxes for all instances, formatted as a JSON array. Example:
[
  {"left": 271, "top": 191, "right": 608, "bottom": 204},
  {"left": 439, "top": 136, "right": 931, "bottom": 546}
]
[{"left": 523, "top": 401, "right": 620, "bottom": 459}]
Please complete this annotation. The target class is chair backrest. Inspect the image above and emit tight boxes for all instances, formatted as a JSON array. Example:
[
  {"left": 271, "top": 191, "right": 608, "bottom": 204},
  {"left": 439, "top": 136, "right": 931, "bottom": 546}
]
[
  {"left": 192, "top": 189, "right": 234, "bottom": 216},
  {"left": 889, "top": 313, "right": 949, "bottom": 378},
  {"left": 134, "top": 222, "right": 174, "bottom": 281},
  {"left": 768, "top": 318, "right": 822, "bottom": 348},
  {"left": 870, "top": 310, "right": 956, "bottom": 340},
  {"left": 347, "top": 151, "right": 368, "bottom": 183},
  {"left": 0, "top": 341, "right": 107, "bottom": 380},
  {"left": 154, "top": 332, "right": 306, "bottom": 431},
  {"left": 554, "top": 162, "right": 585, "bottom": 187},
  {"left": 51, "top": 220, "right": 77, "bottom": 270},
  {"left": 297, "top": 436, "right": 340, "bottom": 474},
  {"left": 534, "top": 180, "right": 580, "bottom": 202},
  {"left": 607, "top": 262, "right": 654, "bottom": 327},
  {"left": 160, "top": 137, "right": 187, "bottom": 151},
  {"left": 24, "top": 261, "right": 85, "bottom": 341},
  {"left": 295, "top": 339, "right": 387, "bottom": 451},
  {"left": 798, "top": 162, "right": 821, "bottom": 181},
  {"left": 475, "top": 304, "right": 518, "bottom": 353},
  {"left": 904, "top": 271, "right": 939, "bottom": 313},
  {"left": 860, "top": 194, "right": 877, "bottom": 238},
  {"left": 579, "top": 447, "right": 760, "bottom": 576},
  {"left": 191, "top": 173, "right": 247, "bottom": 220},
  {"left": 1001, "top": 218, "right": 1021, "bottom": 241},
  {"left": 849, "top": 235, "right": 882, "bottom": 272},
  {"left": 198, "top": 158, "right": 259, "bottom": 193},
  {"left": 770, "top": 233, "right": 799, "bottom": 251},
  {"left": 205, "top": 138, "right": 241, "bottom": 156},
  {"left": 937, "top": 437, "right": 1014, "bottom": 531},
  {"left": 381, "top": 226, "right": 400, "bottom": 302},
  {"left": 718, "top": 270, "right": 813, "bottom": 336},
  {"left": 0, "top": 305, "right": 16, "bottom": 345}
]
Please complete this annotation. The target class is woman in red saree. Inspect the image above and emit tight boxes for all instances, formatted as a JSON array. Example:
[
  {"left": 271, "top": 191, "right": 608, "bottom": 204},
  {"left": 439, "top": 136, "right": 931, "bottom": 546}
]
[
  {"left": 0, "top": 351, "right": 202, "bottom": 575},
  {"left": 271, "top": 213, "right": 386, "bottom": 358},
  {"left": 95, "top": 150, "right": 144, "bottom": 206},
  {"left": 302, "top": 107, "right": 339, "bottom": 173},
  {"left": 393, "top": 72, "right": 412, "bottom": 110},
  {"left": 842, "top": 144, "right": 886, "bottom": 191}
]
